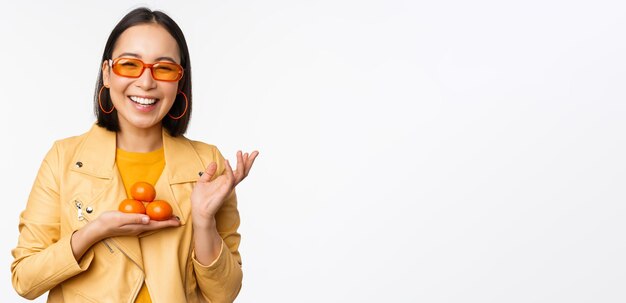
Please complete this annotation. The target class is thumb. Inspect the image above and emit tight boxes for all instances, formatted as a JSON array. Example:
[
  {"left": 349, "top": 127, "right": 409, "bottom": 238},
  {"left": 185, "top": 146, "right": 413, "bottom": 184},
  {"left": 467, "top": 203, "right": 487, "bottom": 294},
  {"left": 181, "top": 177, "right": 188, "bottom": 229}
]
[{"left": 199, "top": 162, "right": 218, "bottom": 182}]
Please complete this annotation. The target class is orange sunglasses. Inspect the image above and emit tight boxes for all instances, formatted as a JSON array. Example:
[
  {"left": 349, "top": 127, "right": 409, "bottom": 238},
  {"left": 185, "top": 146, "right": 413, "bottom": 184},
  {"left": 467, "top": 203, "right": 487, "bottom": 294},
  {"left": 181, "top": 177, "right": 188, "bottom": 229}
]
[{"left": 109, "top": 57, "right": 184, "bottom": 82}]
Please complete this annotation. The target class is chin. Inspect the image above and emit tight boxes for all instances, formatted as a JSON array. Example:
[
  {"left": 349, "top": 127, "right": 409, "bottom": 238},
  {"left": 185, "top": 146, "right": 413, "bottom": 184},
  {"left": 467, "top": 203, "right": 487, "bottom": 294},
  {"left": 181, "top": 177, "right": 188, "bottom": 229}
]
[{"left": 121, "top": 116, "right": 163, "bottom": 131}]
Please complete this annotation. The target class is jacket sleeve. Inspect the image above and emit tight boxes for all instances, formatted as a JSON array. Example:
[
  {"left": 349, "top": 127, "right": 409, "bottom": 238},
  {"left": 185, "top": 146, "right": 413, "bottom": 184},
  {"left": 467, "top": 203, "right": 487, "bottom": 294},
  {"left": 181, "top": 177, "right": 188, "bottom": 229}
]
[
  {"left": 192, "top": 147, "right": 243, "bottom": 303},
  {"left": 11, "top": 143, "right": 95, "bottom": 300}
]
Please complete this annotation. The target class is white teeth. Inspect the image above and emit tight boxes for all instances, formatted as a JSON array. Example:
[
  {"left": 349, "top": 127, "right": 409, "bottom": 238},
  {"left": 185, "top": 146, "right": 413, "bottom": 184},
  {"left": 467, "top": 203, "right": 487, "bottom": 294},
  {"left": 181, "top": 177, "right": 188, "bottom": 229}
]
[{"left": 129, "top": 96, "right": 157, "bottom": 105}]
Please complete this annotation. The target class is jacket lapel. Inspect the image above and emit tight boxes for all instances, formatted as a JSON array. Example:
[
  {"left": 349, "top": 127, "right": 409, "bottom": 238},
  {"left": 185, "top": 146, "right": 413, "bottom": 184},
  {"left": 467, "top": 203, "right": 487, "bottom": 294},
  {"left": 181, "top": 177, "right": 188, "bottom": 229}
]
[
  {"left": 70, "top": 124, "right": 116, "bottom": 179},
  {"left": 162, "top": 129, "right": 206, "bottom": 184},
  {"left": 161, "top": 129, "right": 206, "bottom": 225}
]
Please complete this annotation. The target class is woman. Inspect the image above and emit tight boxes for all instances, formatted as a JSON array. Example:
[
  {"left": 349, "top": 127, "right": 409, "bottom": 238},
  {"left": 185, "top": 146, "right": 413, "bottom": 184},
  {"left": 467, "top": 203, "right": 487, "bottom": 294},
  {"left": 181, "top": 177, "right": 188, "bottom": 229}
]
[{"left": 11, "top": 7, "right": 258, "bottom": 303}]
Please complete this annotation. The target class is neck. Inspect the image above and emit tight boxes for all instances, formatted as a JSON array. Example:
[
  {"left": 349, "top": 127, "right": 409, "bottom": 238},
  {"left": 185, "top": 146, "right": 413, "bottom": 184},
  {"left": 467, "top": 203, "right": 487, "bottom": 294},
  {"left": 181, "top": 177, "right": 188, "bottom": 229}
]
[{"left": 116, "top": 124, "right": 163, "bottom": 152}]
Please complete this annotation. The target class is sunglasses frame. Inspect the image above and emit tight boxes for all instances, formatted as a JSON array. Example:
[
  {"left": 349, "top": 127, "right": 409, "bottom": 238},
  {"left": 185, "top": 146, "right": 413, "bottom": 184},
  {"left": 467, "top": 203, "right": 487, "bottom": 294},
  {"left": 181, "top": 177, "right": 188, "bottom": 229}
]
[{"left": 108, "top": 58, "right": 184, "bottom": 82}]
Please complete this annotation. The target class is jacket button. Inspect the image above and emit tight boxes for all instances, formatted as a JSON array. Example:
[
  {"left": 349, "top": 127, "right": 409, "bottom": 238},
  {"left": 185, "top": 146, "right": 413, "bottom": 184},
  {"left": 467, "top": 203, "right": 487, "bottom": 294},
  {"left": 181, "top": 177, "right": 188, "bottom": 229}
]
[
  {"left": 198, "top": 171, "right": 203, "bottom": 176},
  {"left": 86, "top": 207, "right": 93, "bottom": 214},
  {"left": 75, "top": 161, "right": 83, "bottom": 168}
]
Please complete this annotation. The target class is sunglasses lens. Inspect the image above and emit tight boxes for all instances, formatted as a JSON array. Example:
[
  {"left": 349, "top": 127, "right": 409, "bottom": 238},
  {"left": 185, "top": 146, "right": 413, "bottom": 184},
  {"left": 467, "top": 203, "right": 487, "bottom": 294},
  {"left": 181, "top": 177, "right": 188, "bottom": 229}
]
[
  {"left": 112, "top": 58, "right": 144, "bottom": 77},
  {"left": 152, "top": 62, "right": 183, "bottom": 81}
]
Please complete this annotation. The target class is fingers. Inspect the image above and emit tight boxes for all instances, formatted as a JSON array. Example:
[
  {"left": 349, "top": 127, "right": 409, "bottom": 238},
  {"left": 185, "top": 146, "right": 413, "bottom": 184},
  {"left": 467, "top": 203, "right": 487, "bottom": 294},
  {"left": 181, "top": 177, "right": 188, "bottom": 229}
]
[
  {"left": 142, "top": 217, "right": 181, "bottom": 230},
  {"left": 241, "top": 150, "right": 259, "bottom": 170},
  {"left": 224, "top": 159, "right": 235, "bottom": 186},
  {"left": 237, "top": 150, "right": 244, "bottom": 174},
  {"left": 234, "top": 150, "right": 259, "bottom": 185},
  {"left": 246, "top": 151, "right": 259, "bottom": 175},
  {"left": 235, "top": 151, "right": 245, "bottom": 183},
  {"left": 117, "top": 216, "right": 180, "bottom": 234},
  {"left": 118, "top": 213, "right": 150, "bottom": 225},
  {"left": 199, "top": 150, "right": 258, "bottom": 186},
  {"left": 199, "top": 162, "right": 218, "bottom": 182}
]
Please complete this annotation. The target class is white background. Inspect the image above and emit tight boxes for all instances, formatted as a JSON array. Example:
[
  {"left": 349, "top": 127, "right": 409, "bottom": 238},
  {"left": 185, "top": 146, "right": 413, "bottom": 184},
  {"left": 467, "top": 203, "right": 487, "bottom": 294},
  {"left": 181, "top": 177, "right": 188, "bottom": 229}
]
[{"left": 1, "top": 0, "right": 625, "bottom": 302}]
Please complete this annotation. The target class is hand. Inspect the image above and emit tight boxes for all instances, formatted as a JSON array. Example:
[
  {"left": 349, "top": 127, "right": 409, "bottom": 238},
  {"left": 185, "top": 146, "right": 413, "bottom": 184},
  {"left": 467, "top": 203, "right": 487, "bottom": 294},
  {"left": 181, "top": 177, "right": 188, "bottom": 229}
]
[
  {"left": 191, "top": 150, "right": 259, "bottom": 225},
  {"left": 92, "top": 211, "right": 181, "bottom": 240},
  {"left": 72, "top": 210, "right": 181, "bottom": 261}
]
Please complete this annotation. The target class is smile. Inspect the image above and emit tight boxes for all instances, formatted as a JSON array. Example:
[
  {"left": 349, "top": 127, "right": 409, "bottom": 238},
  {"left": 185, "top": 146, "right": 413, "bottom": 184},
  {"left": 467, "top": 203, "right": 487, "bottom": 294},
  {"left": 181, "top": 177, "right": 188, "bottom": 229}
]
[{"left": 129, "top": 96, "right": 158, "bottom": 105}]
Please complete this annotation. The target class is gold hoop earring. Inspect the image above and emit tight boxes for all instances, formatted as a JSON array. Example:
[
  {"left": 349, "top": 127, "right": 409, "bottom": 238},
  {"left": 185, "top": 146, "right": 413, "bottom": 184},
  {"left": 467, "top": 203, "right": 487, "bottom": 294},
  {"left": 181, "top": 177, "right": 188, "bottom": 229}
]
[
  {"left": 98, "top": 86, "right": 115, "bottom": 114},
  {"left": 168, "top": 91, "right": 188, "bottom": 120}
]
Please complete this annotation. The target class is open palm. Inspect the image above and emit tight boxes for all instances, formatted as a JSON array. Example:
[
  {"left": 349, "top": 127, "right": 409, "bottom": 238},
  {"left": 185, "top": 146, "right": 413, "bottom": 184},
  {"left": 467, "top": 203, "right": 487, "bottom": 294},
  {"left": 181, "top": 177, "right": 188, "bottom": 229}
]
[{"left": 191, "top": 150, "right": 259, "bottom": 224}]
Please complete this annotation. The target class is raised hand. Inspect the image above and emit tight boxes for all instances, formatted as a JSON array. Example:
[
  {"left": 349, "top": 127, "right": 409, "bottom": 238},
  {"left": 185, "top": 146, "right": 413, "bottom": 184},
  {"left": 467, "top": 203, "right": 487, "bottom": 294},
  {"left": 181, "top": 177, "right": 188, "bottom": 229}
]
[{"left": 191, "top": 150, "right": 259, "bottom": 226}]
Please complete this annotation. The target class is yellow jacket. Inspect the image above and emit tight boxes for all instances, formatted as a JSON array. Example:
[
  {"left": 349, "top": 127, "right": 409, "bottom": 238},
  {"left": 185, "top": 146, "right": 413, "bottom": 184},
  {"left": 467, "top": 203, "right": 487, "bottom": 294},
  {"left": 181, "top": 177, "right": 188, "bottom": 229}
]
[{"left": 11, "top": 124, "right": 243, "bottom": 303}]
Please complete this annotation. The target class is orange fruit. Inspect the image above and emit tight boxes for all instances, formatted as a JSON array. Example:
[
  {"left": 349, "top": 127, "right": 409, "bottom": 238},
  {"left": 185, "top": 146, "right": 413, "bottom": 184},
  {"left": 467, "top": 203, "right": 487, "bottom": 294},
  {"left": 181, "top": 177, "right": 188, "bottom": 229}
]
[
  {"left": 118, "top": 198, "right": 146, "bottom": 214},
  {"left": 130, "top": 181, "right": 156, "bottom": 202},
  {"left": 146, "top": 200, "right": 173, "bottom": 221}
]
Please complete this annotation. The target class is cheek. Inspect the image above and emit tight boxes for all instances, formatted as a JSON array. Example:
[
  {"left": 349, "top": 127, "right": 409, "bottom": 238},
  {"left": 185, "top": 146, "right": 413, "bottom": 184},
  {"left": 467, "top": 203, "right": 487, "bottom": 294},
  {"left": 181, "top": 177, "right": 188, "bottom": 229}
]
[
  {"left": 110, "top": 78, "right": 131, "bottom": 93},
  {"left": 162, "top": 86, "right": 180, "bottom": 105},
  {"left": 109, "top": 81, "right": 131, "bottom": 103}
]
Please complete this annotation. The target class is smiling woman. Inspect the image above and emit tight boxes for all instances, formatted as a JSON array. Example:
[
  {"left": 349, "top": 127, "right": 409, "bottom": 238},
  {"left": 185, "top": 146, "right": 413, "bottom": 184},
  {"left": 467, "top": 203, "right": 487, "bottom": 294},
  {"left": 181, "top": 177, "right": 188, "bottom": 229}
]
[
  {"left": 95, "top": 9, "right": 192, "bottom": 142},
  {"left": 102, "top": 23, "right": 183, "bottom": 148},
  {"left": 11, "top": 7, "right": 258, "bottom": 303}
]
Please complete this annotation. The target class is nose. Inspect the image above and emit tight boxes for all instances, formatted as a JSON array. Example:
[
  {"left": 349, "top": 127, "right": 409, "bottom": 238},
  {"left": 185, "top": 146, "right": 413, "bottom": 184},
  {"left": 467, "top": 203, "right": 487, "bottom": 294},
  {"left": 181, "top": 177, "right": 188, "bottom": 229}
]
[{"left": 135, "top": 66, "right": 157, "bottom": 90}]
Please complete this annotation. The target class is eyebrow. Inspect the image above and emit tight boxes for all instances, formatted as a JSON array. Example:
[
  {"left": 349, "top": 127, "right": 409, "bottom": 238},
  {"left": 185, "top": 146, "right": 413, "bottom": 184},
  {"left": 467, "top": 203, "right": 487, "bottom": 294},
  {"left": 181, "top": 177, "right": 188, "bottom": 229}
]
[{"left": 115, "top": 52, "right": 179, "bottom": 63}]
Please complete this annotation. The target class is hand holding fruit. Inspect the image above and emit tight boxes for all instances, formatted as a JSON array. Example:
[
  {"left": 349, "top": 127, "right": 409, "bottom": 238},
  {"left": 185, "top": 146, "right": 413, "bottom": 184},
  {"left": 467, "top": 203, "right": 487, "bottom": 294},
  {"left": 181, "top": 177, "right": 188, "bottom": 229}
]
[
  {"left": 80, "top": 181, "right": 179, "bottom": 240},
  {"left": 91, "top": 210, "right": 180, "bottom": 239},
  {"left": 70, "top": 183, "right": 179, "bottom": 261},
  {"left": 119, "top": 182, "right": 174, "bottom": 221}
]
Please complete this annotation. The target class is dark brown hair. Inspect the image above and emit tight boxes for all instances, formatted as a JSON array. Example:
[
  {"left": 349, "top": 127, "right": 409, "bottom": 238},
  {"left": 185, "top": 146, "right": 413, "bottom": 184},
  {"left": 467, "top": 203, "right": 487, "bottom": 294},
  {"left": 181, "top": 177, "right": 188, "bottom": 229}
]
[{"left": 94, "top": 7, "right": 192, "bottom": 136}]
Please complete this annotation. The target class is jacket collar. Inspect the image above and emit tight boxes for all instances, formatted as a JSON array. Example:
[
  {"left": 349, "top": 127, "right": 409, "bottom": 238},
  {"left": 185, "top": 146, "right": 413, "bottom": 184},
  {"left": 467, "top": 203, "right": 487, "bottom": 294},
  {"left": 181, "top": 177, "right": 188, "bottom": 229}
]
[{"left": 70, "top": 123, "right": 204, "bottom": 183}]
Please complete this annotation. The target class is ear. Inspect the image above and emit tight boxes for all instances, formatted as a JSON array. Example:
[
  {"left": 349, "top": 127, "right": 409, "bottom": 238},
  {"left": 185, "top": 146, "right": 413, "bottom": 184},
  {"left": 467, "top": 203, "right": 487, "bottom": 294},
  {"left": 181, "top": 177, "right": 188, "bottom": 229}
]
[{"left": 102, "top": 60, "right": 111, "bottom": 87}]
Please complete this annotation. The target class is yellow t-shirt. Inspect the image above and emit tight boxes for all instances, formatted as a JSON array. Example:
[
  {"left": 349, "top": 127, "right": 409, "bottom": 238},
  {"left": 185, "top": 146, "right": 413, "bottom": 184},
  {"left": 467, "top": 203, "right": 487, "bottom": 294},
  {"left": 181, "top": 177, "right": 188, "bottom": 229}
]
[{"left": 116, "top": 146, "right": 165, "bottom": 303}]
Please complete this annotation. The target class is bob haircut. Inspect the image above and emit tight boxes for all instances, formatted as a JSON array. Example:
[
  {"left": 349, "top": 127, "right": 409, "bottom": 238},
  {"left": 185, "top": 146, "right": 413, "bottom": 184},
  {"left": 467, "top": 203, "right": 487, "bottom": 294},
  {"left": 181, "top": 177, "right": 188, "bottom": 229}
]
[{"left": 94, "top": 7, "right": 192, "bottom": 137}]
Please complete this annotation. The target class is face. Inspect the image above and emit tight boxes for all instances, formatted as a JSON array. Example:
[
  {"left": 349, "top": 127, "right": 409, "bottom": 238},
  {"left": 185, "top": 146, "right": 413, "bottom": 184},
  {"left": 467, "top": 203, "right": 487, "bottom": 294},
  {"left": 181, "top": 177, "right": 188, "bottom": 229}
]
[{"left": 102, "top": 23, "right": 181, "bottom": 133}]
